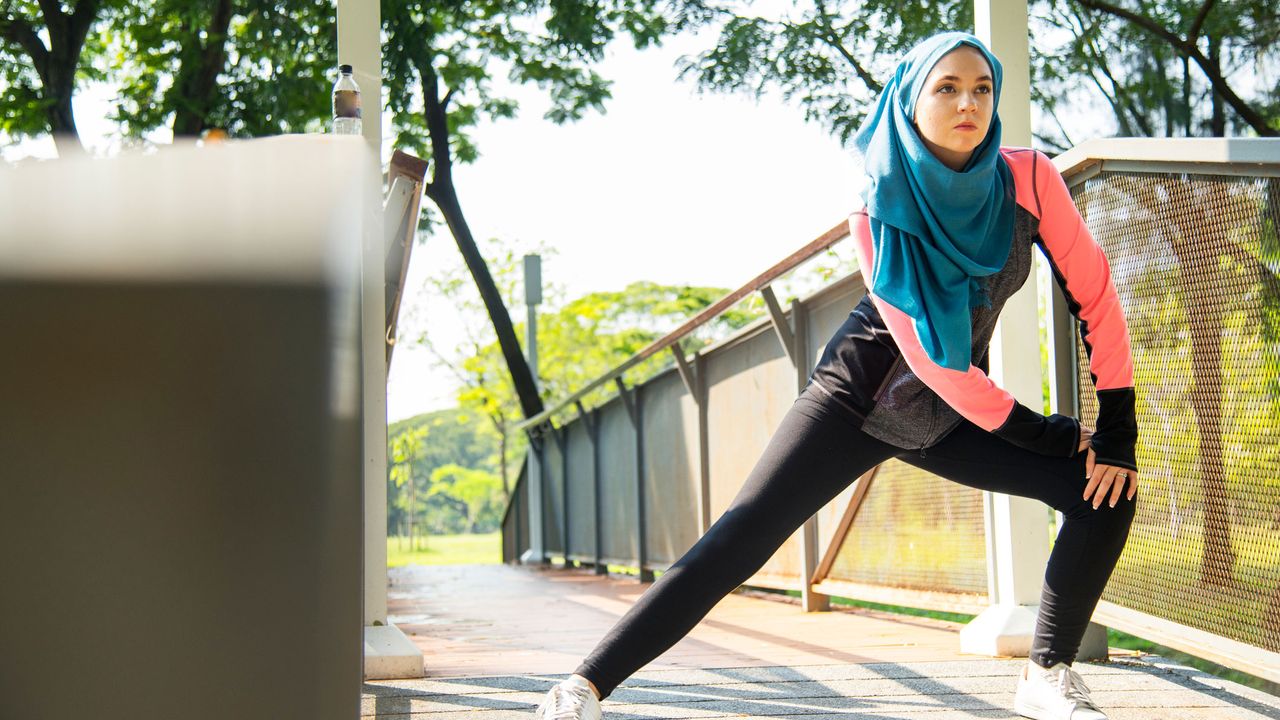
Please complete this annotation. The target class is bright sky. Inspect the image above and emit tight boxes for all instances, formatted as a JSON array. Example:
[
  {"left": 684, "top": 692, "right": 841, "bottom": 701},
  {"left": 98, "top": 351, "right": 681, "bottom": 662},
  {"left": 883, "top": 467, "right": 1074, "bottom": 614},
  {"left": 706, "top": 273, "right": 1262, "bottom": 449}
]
[
  {"left": 2, "top": 22, "right": 1118, "bottom": 423},
  {"left": 387, "top": 27, "right": 869, "bottom": 421}
]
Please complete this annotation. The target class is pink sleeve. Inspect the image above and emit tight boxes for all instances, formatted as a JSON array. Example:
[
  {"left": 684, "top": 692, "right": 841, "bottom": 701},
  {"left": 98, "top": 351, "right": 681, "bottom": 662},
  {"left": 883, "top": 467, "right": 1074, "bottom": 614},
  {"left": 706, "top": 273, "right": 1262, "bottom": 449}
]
[
  {"left": 1033, "top": 150, "right": 1135, "bottom": 391},
  {"left": 848, "top": 211, "right": 1016, "bottom": 432}
]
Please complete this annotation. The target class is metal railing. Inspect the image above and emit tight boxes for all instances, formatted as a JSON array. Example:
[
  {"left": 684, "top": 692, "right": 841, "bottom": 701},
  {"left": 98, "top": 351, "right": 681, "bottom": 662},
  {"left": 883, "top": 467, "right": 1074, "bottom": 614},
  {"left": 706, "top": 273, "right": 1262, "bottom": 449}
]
[{"left": 499, "top": 137, "right": 1280, "bottom": 682}]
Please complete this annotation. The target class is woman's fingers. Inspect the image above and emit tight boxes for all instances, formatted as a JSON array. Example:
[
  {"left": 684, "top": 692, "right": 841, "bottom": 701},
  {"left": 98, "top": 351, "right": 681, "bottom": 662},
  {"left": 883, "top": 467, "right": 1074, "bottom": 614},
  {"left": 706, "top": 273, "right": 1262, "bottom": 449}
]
[
  {"left": 1083, "top": 455, "right": 1102, "bottom": 501},
  {"left": 1107, "top": 470, "right": 1126, "bottom": 507},
  {"left": 1089, "top": 468, "right": 1114, "bottom": 509},
  {"left": 1084, "top": 463, "right": 1140, "bottom": 509}
]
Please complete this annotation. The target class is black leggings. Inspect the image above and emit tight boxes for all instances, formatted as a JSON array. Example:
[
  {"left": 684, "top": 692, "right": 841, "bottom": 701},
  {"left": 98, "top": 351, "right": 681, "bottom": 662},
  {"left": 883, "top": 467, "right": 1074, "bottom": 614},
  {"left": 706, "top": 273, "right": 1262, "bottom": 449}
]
[{"left": 574, "top": 385, "right": 1135, "bottom": 700}]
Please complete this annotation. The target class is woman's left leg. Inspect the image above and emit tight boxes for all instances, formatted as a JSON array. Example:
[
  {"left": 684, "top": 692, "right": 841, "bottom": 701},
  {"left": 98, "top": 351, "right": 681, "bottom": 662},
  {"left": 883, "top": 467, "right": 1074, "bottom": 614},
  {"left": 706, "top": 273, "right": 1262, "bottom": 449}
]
[{"left": 897, "top": 420, "right": 1136, "bottom": 668}]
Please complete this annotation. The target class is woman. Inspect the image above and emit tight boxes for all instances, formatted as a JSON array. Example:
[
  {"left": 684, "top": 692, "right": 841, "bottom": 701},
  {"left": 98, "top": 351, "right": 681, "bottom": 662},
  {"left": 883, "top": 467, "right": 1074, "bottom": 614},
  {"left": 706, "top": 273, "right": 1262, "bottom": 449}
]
[{"left": 534, "top": 31, "right": 1140, "bottom": 720}]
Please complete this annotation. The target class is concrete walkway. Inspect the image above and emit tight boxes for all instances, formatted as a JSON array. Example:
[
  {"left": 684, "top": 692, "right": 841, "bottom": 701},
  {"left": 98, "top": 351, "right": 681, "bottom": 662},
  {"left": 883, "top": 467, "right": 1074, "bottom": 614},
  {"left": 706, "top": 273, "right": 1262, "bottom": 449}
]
[{"left": 363, "top": 564, "right": 1280, "bottom": 719}]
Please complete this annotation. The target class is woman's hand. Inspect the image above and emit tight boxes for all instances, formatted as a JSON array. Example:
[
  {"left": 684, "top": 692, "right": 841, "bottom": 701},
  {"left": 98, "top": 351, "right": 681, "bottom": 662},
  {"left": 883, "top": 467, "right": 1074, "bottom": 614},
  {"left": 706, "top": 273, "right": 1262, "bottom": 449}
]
[{"left": 1078, "top": 424, "right": 1138, "bottom": 509}]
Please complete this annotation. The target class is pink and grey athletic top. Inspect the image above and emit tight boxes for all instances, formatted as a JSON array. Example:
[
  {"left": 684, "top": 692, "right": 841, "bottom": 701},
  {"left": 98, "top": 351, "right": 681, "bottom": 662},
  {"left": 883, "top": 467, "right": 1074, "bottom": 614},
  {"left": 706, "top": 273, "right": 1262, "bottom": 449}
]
[{"left": 807, "top": 147, "right": 1139, "bottom": 471}]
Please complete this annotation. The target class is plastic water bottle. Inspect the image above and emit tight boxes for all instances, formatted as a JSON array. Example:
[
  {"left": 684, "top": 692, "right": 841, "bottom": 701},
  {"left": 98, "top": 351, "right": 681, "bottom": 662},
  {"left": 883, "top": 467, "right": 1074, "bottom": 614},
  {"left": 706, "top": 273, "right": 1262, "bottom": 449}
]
[{"left": 332, "top": 64, "right": 362, "bottom": 136}]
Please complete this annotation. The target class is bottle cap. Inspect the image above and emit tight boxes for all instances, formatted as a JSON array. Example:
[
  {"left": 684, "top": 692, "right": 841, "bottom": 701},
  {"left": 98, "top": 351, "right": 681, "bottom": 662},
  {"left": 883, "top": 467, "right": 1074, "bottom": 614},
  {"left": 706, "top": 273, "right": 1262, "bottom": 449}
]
[{"left": 339, "top": 64, "right": 353, "bottom": 74}]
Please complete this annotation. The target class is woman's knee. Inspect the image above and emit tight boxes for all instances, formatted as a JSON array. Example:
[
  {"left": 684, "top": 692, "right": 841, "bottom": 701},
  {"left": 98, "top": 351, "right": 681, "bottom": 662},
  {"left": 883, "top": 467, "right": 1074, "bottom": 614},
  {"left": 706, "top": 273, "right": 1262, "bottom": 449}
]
[{"left": 1061, "top": 488, "right": 1137, "bottom": 529}]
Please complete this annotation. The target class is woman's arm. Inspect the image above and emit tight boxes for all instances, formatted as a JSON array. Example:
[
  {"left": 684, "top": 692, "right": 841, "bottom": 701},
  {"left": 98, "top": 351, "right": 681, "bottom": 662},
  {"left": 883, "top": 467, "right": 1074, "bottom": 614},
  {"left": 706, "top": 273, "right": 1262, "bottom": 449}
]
[
  {"left": 1031, "top": 149, "right": 1139, "bottom": 472},
  {"left": 849, "top": 210, "right": 1080, "bottom": 457}
]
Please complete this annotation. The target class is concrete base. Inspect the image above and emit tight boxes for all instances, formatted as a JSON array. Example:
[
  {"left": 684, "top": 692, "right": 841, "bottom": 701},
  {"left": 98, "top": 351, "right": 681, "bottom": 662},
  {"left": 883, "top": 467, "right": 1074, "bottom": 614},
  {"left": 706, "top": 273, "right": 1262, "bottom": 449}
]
[
  {"left": 961, "top": 605, "right": 1110, "bottom": 662},
  {"left": 961, "top": 604, "right": 1039, "bottom": 657},
  {"left": 363, "top": 624, "right": 425, "bottom": 680},
  {"left": 1078, "top": 621, "right": 1110, "bottom": 661}
]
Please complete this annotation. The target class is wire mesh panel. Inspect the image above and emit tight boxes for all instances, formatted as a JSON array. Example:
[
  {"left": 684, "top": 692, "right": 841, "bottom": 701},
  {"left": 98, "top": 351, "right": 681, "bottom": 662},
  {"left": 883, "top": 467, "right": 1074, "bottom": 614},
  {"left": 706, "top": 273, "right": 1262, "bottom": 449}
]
[
  {"left": 704, "top": 325, "right": 806, "bottom": 584},
  {"left": 566, "top": 415, "right": 596, "bottom": 562},
  {"left": 1072, "top": 171, "right": 1280, "bottom": 653},
  {"left": 827, "top": 458, "right": 989, "bottom": 596},
  {"left": 541, "top": 434, "right": 565, "bottom": 556},
  {"left": 597, "top": 396, "right": 639, "bottom": 564},
  {"left": 640, "top": 370, "right": 701, "bottom": 567}
]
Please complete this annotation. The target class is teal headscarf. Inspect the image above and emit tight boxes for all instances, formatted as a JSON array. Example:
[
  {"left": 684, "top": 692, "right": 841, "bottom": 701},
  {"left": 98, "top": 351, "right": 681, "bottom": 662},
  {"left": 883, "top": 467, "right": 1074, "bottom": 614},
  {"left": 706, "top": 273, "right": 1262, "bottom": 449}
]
[{"left": 853, "top": 31, "right": 1016, "bottom": 372}]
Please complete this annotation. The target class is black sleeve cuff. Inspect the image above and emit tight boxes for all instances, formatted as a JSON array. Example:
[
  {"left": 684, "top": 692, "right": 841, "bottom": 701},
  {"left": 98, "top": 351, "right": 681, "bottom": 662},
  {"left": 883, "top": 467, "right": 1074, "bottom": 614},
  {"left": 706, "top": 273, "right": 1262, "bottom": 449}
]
[
  {"left": 993, "top": 401, "right": 1080, "bottom": 457},
  {"left": 1090, "top": 387, "right": 1139, "bottom": 471}
]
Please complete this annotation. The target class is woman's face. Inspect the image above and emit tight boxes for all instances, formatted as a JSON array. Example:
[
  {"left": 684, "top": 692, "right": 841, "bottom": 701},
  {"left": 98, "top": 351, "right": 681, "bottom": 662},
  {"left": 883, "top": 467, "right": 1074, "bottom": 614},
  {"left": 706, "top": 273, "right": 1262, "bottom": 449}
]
[{"left": 912, "top": 45, "right": 995, "bottom": 172}]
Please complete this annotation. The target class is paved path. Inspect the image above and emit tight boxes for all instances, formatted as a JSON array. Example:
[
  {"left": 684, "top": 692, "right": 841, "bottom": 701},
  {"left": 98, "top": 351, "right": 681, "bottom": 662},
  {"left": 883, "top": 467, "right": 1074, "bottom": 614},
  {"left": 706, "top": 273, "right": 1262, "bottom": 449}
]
[{"left": 365, "top": 564, "right": 1280, "bottom": 718}]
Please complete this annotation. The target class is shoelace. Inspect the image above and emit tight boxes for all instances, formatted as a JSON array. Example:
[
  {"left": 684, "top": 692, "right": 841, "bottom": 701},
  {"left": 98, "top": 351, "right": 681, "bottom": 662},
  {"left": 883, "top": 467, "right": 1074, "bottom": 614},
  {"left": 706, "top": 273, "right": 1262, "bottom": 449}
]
[
  {"left": 1054, "top": 665, "right": 1101, "bottom": 712},
  {"left": 543, "top": 683, "right": 592, "bottom": 720}
]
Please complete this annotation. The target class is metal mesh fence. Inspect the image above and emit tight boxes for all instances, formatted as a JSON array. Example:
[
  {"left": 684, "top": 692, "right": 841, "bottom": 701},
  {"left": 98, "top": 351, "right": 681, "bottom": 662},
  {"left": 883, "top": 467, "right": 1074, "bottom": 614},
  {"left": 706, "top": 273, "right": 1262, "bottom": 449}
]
[
  {"left": 1072, "top": 171, "right": 1280, "bottom": 652},
  {"left": 827, "top": 459, "right": 989, "bottom": 595}
]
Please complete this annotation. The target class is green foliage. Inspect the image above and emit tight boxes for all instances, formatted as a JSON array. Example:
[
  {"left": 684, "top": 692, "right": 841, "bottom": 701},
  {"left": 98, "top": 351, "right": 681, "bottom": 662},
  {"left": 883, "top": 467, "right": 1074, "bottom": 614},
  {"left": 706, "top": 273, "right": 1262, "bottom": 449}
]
[
  {"left": 677, "top": 0, "right": 1280, "bottom": 148},
  {"left": 104, "top": 0, "right": 336, "bottom": 138},
  {"left": 0, "top": 0, "right": 131, "bottom": 147},
  {"left": 677, "top": 0, "right": 971, "bottom": 145},
  {"left": 387, "top": 407, "right": 502, "bottom": 536},
  {"left": 382, "top": 0, "right": 710, "bottom": 168},
  {"left": 428, "top": 463, "right": 506, "bottom": 533}
]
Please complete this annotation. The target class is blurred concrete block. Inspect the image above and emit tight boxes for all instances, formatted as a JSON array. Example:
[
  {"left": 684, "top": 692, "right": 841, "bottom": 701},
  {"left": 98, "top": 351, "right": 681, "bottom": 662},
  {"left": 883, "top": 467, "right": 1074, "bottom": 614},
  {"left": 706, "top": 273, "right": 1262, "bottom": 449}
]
[{"left": 0, "top": 136, "right": 371, "bottom": 720}]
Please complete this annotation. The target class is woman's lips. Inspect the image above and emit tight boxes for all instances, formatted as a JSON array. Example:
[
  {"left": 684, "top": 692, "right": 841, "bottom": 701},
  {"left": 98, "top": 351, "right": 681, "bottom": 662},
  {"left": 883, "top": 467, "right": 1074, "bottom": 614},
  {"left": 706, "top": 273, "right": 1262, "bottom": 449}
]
[{"left": 955, "top": 123, "right": 977, "bottom": 131}]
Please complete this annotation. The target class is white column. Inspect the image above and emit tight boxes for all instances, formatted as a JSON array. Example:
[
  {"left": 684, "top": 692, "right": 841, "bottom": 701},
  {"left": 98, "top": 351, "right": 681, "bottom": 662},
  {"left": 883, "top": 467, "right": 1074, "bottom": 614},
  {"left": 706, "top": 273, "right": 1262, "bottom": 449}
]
[
  {"left": 341, "top": 0, "right": 425, "bottom": 679},
  {"left": 961, "top": 0, "right": 1053, "bottom": 659}
]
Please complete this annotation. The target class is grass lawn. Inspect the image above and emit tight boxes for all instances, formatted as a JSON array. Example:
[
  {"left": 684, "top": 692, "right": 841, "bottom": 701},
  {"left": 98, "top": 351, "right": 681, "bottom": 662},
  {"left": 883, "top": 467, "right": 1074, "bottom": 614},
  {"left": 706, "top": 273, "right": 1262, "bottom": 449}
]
[{"left": 386, "top": 532, "right": 501, "bottom": 567}]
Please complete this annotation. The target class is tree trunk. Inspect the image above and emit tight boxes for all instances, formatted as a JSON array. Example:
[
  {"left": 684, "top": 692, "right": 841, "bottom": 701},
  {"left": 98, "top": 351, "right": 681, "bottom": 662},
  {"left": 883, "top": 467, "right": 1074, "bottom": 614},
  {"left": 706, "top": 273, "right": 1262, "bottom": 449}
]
[
  {"left": 417, "top": 58, "right": 546, "bottom": 423},
  {"left": 171, "top": 0, "right": 235, "bottom": 137},
  {"left": 1208, "top": 33, "right": 1226, "bottom": 136},
  {"left": 1165, "top": 179, "right": 1237, "bottom": 587},
  {"left": 408, "top": 471, "right": 416, "bottom": 552}
]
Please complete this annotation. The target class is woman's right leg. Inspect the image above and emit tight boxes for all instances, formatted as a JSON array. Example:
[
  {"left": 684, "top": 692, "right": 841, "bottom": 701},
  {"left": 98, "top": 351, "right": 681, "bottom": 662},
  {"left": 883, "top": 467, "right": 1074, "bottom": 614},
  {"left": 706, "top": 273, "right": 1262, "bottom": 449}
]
[{"left": 572, "top": 386, "right": 898, "bottom": 700}]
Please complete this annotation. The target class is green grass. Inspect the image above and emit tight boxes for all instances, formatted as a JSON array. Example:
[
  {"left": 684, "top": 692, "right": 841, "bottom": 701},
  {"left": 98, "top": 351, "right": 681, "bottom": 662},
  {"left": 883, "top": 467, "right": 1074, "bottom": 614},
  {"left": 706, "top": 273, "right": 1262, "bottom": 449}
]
[{"left": 386, "top": 532, "right": 501, "bottom": 567}]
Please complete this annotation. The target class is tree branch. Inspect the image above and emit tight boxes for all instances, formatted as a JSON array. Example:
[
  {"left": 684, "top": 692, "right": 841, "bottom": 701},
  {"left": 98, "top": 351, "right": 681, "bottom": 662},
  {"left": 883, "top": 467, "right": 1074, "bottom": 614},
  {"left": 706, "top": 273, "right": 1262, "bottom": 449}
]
[
  {"left": 811, "top": 0, "right": 882, "bottom": 94},
  {"left": 66, "top": 0, "right": 101, "bottom": 53},
  {"left": 1186, "top": 0, "right": 1216, "bottom": 43},
  {"left": 1072, "top": 0, "right": 1276, "bottom": 136},
  {"left": 0, "top": 10, "right": 49, "bottom": 72},
  {"left": 417, "top": 57, "right": 454, "bottom": 189}
]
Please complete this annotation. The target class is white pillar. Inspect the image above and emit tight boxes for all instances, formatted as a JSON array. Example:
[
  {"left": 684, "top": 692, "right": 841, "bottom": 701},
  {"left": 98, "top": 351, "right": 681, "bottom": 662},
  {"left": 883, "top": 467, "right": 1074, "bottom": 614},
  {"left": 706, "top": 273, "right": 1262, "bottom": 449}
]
[
  {"left": 340, "top": 0, "right": 425, "bottom": 679},
  {"left": 961, "top": 0, "right": 1053, "bottom": 659}
]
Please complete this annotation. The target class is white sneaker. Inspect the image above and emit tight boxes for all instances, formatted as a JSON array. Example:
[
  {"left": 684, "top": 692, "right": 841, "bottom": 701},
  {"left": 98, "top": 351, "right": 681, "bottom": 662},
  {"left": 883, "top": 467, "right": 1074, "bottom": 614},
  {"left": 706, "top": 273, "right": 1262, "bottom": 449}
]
[
  {"left": 1014, "top": 661, "right": 1108, "bottom": 720},
  {"left": 534, "top": 675, "right": 603, "bottom": 719}
]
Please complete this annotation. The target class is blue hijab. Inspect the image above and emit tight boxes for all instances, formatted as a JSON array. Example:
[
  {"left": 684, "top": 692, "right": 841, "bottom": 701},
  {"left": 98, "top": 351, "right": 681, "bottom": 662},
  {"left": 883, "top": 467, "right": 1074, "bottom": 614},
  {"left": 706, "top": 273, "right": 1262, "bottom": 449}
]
[{"left": 853, "top": 31, "right": 1016, "bottom": 372}]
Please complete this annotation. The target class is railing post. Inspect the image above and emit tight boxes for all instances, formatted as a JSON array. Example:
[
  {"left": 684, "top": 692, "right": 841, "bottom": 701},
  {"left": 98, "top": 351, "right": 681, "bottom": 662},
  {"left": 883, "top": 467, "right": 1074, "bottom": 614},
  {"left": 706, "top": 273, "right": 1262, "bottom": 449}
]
[
  {"left": 671, "top": 345, "right": 710, "bottom": 538},
  {"left": 792, "top": 298, "right": 830, "bottom": 612},
  {"left": 694, "top": 352, "right": 712, "bottom": 536},
  {"left": 575, "top": 401, "right": 607, "bottom": 576},
  {"left": 555, "top": 426, "right": 571, "bottom": 566},
  {"left": 615, "top": 378, "right": 653, "bottom": 583},
  {"left": 525, "top": 428, "right": 549, "bottom": 566}
]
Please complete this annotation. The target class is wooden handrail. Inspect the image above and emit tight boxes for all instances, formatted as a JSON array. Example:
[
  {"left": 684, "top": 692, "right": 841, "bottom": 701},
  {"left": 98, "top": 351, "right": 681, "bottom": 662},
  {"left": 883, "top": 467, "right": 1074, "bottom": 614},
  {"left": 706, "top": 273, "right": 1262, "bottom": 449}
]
[{"left": 512, "top": 218, "right": 853, "bottom": 432}]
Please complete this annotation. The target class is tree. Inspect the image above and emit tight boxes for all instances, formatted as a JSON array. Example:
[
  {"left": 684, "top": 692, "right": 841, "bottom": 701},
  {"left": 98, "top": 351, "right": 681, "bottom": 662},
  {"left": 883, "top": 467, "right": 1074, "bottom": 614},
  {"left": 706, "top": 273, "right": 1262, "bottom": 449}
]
[
  {"left": 1, "top": 0, "right": 119, "bottom": 156},
  {"left": 674, "top": 0, "right": 1279, "bottom": 151},
  {"left": 389, "top": 425, "right": 429, "bottom": 550},
  {"left": 107, "top": 0, "right": 336, "bottom": 139},
  {"left": 407, "top": 234, "right": 846, "bottom": 497},
  {"left": 387, "top": 408, "right": 500, "bottom": 538},
  {"left": 429, "top": 464, "right": 505, "bottom": 533},
  {"left": 382, "top": 0, "right": 709, "bottom": 424},
  {"left": 1070, "top": 0, "right": 1279, "bottom": 137}
]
